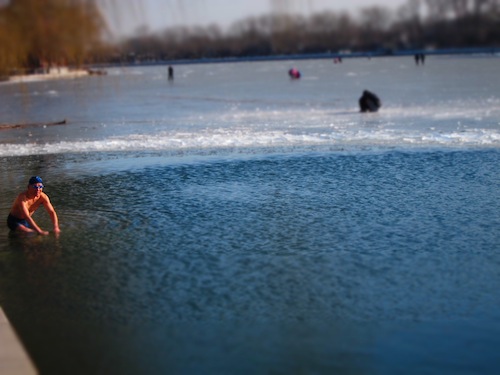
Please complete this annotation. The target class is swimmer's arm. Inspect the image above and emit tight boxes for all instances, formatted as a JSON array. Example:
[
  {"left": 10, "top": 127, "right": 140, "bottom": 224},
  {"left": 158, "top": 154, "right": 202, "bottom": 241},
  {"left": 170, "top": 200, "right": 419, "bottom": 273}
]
[{"left": 42, "top": 194, "right": 60, "bottom": 233}]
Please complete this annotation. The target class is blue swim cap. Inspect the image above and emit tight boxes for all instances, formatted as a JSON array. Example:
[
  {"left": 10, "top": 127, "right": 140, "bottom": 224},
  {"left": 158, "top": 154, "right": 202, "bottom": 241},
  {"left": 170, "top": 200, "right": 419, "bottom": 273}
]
[{"left": 28, "top": 176, "right": 43, "bottom": 185}]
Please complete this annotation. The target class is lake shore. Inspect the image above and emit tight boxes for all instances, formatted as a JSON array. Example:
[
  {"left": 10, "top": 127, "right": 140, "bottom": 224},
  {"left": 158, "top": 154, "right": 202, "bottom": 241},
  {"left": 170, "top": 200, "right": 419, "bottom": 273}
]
[{"left": 5, "top": 68, "right": 90, "bottom": 84}]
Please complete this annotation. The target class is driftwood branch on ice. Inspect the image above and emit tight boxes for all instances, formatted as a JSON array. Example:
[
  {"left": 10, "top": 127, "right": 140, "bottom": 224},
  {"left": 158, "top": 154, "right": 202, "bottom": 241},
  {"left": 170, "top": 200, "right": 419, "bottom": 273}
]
[{"left": 0, "top": 119, "right": 67, "bottom": 130}]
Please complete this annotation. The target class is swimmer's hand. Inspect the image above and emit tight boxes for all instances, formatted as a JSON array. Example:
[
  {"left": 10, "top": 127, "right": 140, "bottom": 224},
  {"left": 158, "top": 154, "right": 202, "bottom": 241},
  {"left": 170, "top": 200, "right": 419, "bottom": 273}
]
[{"left": 38, "top": 230, "right": 50, "bottom": 236}]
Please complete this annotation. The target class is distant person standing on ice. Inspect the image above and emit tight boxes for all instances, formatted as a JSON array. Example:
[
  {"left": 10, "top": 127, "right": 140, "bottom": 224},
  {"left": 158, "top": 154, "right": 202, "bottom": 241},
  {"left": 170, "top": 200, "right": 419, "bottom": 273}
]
[
  {"left": 415, "top": 53, "right": 420, "bottom": 65},
  {"left": 414, "top": 53, "right": 426, "bottom": 65},
  {"left": 359, "top": 90, "right": 381, "bottom": 112},
  {"left": 420, "top": 53, "right": 426, "bottom": 65},
  {"left": 168, "top": 66, "right": 174, "bottom": 81},
  {"left": 7, "top": 176, "right": 60, "bottom": 235}
]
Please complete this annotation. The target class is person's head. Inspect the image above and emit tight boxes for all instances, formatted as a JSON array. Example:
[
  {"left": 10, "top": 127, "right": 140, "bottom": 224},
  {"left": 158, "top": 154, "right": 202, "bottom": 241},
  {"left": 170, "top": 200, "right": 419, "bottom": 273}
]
[{"left": 28, "top": 176, "right": 44, "bottom": 195}]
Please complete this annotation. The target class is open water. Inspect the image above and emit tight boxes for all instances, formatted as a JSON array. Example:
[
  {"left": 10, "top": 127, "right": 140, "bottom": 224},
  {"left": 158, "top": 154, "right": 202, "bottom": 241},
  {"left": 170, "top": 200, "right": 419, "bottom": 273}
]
[{"left": 0, "top": 56, "right": 499, "bottom": 374}]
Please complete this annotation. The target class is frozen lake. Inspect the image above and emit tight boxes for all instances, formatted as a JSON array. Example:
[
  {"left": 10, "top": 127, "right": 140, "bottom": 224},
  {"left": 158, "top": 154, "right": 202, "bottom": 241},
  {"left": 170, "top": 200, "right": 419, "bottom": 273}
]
[{"left": 0, "top": 56, "right": 499, "bottom": 374}]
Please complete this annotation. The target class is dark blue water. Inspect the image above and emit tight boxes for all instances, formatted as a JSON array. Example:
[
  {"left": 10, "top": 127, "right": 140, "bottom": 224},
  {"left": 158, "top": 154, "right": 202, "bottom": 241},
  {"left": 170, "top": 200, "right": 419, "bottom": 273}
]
[
  {"left": 1, "top": 149, "right": 499, "bottom": 374},
  {"left": 1, "top": 56, "right": 499, "bottom": 374}
]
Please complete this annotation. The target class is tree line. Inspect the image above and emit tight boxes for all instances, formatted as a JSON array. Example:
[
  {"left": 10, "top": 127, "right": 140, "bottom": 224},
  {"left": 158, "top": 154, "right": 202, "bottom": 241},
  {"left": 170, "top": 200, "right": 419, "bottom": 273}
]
[
  {"left": 0, "top": 0, "right": 498, "bottom": 77},
  {"left": 115, "top": 0, "right": 499, "bottom": 63},
  {"left": 0, "top": 0, "right": 105, "bottom": 78}
]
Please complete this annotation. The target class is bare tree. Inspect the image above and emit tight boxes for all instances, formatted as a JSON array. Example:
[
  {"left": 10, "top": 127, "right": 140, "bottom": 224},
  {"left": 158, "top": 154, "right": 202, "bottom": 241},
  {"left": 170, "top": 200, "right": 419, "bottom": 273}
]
[{"left": 0, "top": 0, "right": 106, "bottom": 75}]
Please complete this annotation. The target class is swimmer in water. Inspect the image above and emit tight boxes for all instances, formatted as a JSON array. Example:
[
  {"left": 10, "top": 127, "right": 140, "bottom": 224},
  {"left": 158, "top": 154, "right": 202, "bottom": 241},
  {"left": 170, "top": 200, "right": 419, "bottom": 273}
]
[{"left": 7, "top": 176, "right": 60, "bottom": 235}]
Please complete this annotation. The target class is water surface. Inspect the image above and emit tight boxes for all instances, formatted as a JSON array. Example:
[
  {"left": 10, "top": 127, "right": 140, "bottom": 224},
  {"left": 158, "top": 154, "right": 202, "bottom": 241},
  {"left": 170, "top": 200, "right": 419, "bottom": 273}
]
[{"left": 0, "top": 56, "right": 499, "bottom": 374}]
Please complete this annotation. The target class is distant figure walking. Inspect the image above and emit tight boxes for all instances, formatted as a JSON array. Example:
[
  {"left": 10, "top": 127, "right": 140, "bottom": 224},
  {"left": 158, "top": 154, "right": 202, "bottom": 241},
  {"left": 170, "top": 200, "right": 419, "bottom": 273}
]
[
  {"left": 359, "top": 90, "right": 381, "bottom": 112},
  {"left": 168, "top": 66, "right": 174, "bottom": 81}
]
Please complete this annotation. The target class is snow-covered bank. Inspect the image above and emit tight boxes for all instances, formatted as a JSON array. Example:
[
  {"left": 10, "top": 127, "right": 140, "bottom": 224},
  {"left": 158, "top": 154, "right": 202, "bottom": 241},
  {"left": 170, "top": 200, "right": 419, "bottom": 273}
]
[{"left": 5, "top": 67, "right": 89, "bottom": 84}]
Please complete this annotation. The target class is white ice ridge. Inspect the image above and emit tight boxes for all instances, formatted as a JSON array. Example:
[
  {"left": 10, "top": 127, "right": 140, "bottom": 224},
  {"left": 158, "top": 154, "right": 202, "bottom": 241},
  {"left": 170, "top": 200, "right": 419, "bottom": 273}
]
[{"left": 1, "top": 127, "right": 499, "bottom": 156}]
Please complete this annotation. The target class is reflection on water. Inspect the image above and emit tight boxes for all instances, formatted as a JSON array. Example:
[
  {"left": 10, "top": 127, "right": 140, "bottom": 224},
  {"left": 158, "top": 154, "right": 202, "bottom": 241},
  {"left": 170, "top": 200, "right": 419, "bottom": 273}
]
[{"left": 1, "top": 150, "right": 499, "bottom": 374}]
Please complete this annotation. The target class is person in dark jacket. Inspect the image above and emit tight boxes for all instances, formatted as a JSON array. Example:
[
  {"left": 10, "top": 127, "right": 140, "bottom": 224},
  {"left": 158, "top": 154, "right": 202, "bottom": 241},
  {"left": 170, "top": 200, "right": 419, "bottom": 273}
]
[{"left": 359, "top": 90, "right": 381, "bottom": 112}]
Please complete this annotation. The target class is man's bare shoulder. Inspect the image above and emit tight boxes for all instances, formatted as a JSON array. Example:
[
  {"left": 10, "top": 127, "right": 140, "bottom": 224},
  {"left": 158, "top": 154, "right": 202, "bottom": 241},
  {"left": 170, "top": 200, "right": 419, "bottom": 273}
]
[
  {"left": 16, "top": 191, "right": 47, "bottom": 206},
  {"left": 15, "top": 191, "right": 28, "bottom": 203}
]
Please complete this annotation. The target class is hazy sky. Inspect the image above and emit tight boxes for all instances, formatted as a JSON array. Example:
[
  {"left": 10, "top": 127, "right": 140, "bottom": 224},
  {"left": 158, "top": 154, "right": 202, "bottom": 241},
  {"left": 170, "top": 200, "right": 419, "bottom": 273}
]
[{"left": 105, "top": 0, "right": 409, "bottom": 37}]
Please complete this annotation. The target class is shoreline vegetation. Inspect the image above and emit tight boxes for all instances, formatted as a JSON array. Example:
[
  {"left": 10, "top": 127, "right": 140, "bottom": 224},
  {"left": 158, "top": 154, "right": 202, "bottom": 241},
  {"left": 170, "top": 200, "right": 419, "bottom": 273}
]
[
  {"left": 0, "top": 1, "right": 498, "bottom": 81},
  {"left": 104, "top": 46, "right": 500, "bottom": 67}
]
